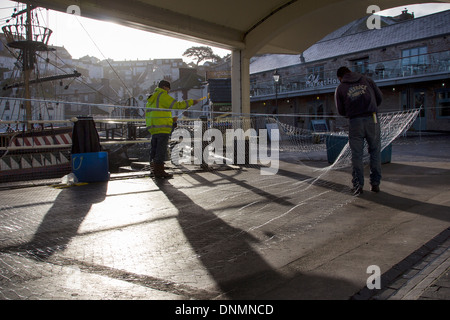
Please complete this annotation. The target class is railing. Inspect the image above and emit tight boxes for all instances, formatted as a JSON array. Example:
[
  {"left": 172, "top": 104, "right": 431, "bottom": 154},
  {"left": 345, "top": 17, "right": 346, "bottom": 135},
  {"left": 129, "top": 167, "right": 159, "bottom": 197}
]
[
  {"left": 250, "top": 50, "right": 450, "bottom": 98},
  {"left": 0, "top": 118, "right": 151, "bottom": 152}
]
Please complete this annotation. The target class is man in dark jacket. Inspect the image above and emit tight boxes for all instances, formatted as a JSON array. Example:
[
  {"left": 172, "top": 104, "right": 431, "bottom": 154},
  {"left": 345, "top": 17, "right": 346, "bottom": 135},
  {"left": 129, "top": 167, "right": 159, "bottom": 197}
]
[{"left": 334, "top": 66, "right": 383, "bottom": 195}]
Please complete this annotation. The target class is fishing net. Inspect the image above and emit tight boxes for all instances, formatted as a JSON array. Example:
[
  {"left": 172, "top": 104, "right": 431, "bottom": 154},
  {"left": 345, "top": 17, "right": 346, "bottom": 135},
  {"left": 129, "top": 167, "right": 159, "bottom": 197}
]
[
  {"left": 172, "top": 108, "right": 421, "bottom": 173},
  {"left": 278, "top": 108, "right": 421, "bottom": 170},
  {"left": 0, "top": 103, "right": 420, "bottom": 182}
]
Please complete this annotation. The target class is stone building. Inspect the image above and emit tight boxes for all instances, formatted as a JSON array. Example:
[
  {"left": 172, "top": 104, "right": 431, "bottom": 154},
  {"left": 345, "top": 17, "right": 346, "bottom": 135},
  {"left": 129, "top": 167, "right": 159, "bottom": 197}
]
[{"left": 249, "top": 9, "right": 450, "bottom": 132}]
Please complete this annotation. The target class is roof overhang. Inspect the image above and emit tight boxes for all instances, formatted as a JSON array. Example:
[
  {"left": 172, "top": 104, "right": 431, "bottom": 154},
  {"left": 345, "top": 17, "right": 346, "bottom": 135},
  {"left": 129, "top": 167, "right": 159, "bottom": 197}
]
[{"left": 24, "top": 0, "right": 450, "bottom": 58}]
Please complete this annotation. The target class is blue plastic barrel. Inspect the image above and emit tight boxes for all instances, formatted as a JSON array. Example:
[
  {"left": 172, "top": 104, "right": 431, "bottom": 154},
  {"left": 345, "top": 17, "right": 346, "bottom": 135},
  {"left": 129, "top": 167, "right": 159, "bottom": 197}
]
[{"left": 326, "top": 134, "right": 392, "bottom": 164}]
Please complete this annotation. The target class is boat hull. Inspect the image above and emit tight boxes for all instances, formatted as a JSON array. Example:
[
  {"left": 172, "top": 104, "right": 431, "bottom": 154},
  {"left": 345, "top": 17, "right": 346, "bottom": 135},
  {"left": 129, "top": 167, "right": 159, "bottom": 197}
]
[{"left": 0, "top": 127, "right": 73, "bottom": 182}]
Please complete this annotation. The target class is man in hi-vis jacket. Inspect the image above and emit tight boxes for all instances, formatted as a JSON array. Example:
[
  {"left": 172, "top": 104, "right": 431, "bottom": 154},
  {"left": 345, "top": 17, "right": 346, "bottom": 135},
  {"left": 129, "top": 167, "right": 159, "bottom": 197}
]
[{"left": 146, "top": 80, "right": 200, "bottom": 178}]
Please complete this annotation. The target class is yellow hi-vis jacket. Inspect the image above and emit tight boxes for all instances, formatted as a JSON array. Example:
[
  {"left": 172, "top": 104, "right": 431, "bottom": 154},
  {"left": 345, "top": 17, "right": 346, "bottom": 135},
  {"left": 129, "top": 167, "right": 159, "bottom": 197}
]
[{"left": 145, "top": 87, "right": 193, "bottom": 135}]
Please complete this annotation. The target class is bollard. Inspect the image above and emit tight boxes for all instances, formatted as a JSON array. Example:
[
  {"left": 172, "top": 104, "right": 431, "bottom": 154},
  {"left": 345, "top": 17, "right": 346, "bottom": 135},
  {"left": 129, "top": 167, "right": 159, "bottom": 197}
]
[{"left": 199, "top": 115, "right": 209, "bottom": 170}]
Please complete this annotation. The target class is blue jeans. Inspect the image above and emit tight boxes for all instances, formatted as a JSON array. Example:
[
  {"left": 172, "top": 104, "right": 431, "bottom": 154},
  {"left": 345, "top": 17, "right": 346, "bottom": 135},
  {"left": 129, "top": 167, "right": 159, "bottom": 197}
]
[
  {"left": 348, "top": 115, "right": 381, "bottom": 189},
  {"left": 150, "top": 133, "right": 170, "bottom": 164}
]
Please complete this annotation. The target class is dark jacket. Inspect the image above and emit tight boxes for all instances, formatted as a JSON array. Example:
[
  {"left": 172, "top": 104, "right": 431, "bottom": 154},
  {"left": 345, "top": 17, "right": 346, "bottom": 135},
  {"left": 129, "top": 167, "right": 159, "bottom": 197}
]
[{"left": 334, "top": 72, "right": 383, "bottom": 119}]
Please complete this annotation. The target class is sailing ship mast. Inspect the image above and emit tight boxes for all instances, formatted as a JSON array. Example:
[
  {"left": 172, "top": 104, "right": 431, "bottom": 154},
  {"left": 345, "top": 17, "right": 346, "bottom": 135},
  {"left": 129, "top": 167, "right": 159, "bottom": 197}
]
[
  {"left": 2, "top": 2, "right": 80, "bottom": 130},
  {"left": 23, "top": 4, "right": 33, "bottom": 129}
]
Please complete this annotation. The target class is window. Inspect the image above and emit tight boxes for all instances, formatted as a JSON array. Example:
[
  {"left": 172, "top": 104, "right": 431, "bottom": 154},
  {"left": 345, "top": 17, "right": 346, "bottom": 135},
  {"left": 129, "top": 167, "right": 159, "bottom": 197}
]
[
  {"left": 402, "top": 46, "right": 427, "bottom": 67},
  {"left": 307, "top": 65, "right": 324, "bottom": 79},
  {"left": 437, "top": 89, "right": 450, "bottom": 117},
  {"left": 402, "top": 89, "right": 426, "bottom": 117},
  {"left": 351, "top": 57, "right": 369, "bottom": 74},
  {"left": 305, "top": 65, "right": 324, "bottom": 87},
  {"left": 414, "top": 90, "right": 426, "bottom": 118}
]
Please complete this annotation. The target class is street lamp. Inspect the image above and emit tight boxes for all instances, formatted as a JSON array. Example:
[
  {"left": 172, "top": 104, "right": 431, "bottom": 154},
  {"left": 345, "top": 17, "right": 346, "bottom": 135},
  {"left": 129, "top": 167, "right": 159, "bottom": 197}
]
[{"left": 273, "top": 70, "right": 280, "bottom": 114}]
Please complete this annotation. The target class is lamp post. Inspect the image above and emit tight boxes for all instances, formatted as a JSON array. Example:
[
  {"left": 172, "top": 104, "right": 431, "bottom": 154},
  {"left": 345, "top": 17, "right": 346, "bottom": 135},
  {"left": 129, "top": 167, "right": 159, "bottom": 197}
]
[{"left": 273, "top": 70, "right": 280, "bottom": 114}]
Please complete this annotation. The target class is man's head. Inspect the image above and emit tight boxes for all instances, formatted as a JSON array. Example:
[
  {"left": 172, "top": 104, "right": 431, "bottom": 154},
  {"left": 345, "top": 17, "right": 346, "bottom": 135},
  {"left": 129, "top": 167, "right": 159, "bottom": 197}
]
[
  {"left": 158, "top": 80, "right": 171, "bottom": 92},
  {"left": 337, "top": 66, "right": 351, "bottom": 82}
]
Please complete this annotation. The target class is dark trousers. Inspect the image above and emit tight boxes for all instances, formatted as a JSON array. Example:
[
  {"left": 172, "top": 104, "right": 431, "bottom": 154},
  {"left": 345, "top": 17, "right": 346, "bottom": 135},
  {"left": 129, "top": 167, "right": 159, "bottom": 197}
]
[
  {"left": 150, "top": 133, "right": 170, "bottom": 165},
  {"left": 348, "top": 115, "right": 382, "bottom": 188}
]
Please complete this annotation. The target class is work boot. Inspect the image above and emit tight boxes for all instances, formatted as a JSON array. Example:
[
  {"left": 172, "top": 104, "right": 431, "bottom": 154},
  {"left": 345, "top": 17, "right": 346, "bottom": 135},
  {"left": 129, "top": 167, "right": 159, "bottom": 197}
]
[
  {"left": 351, "top": 186, "right": 363, "bottom": 196},
  {"left": 154, "top": 163, "right": 173, "bottom": 179},
  {"left": 149, "top": 161, "right": 155, "bottom": 177}
]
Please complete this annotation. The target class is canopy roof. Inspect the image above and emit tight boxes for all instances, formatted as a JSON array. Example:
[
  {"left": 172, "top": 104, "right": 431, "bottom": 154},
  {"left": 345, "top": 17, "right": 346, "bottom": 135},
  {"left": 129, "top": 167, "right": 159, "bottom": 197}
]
[{"left": 25, "top": 0, "right": 449, "bottom": 57}]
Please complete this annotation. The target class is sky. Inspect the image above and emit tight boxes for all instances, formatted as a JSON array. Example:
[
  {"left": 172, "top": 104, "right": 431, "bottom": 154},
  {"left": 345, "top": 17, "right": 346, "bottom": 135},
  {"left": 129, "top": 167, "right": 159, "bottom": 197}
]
[
  {"left": 1, "top": 1, "right": 449, "bottom": 62},
  {"left": 0, "top": 0, "right": 231, "bottom": 62}
]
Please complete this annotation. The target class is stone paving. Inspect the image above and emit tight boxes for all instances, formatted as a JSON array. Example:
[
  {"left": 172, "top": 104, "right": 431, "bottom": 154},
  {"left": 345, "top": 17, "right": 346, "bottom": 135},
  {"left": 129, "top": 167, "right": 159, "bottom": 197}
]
[{"left": 0, "top": 134, "right": 449, "bottom": 301}]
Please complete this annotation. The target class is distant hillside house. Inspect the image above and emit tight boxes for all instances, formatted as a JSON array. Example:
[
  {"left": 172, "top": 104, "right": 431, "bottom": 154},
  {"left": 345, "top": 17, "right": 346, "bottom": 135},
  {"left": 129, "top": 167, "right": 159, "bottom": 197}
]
[{"left": 170, "top": 68, "right": 205, "bottom": 118}]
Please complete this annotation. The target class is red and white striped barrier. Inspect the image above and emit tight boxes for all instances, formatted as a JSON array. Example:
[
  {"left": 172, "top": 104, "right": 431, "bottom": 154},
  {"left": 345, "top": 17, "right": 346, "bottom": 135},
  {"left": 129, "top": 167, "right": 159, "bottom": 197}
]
[{"left": 11, "top": 132, "right": 72, "bottom": 147}]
